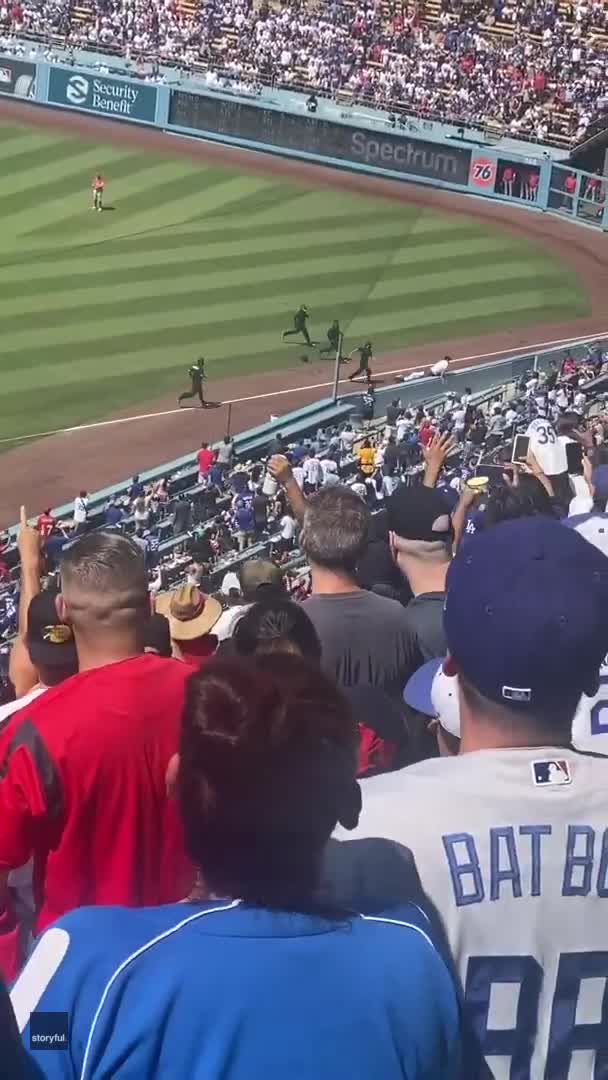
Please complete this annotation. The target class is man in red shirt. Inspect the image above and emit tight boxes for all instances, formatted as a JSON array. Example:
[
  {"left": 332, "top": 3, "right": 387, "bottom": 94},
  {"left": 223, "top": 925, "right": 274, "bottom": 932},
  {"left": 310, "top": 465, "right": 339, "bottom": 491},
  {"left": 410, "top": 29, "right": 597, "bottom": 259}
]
[
  {"left": 563, "top": 172, "right": 577, "bottom": 210},
  {"left": 36, "top": 508, "right": 55, "bottom": 541},
  {"left": 501, "top": 165, "right": 517, "bottom": 198},
  {"left": 0, "top": 531, "right": 193, "bottom": 979},
  {"left": 92, "top": 173, "right": 105, "bottom": 212},
  {"left": 525, "top": 170, "right": 539, "bottom": 201},
  {"left": 197, "top": 440, "right": 215, "bottom": 485}
]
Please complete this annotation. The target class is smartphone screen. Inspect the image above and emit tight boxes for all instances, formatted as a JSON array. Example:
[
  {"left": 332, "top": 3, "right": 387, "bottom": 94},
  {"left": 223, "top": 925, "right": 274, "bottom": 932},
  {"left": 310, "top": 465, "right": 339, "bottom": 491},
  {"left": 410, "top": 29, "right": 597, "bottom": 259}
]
[{"left": 511, "top": 435, "right": 530, "bottom": 464}]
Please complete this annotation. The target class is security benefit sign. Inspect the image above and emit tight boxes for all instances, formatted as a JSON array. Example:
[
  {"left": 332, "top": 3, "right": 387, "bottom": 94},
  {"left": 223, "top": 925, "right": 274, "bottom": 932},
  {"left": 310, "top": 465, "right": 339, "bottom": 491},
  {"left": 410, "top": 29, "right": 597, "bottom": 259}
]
[
  {"left": 47, "top": 67, "right": 157, "bottom": 122},
  {"left": 0, "top": 58, "right": 36, "bottom": 99}
]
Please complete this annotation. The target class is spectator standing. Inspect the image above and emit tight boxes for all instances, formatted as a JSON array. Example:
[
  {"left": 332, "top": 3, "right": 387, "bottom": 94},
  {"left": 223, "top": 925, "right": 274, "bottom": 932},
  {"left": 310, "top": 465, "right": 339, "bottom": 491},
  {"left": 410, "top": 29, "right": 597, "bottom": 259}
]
[
  {"left": 156, "top": 583, "right": 222, "bottom": 669},
  {"left": 15, "top": 655, "right": 462, "bottom": 1080},
  {"left": 302, "top": 452, "right": 322, "bottom": 492},
  {"left": 356, "top": 438, "right": 375, "bottom": 476},
  {"left": 387, "top": 485, "right": 453, "bottom": 661},
  {"left": 0, "top": 591, "right": 77, "bottom": 725},
  {"left": 279, "top": 508, "right": 297, "bottom": 551},
  {"left": 104, "top": 498, "right": 125, "bottom": 527},
  {"left": 73, "top": 490, "right": 88, "bottom": 533},
  {"left": 214, "top": 560, "right": 285, "bottom": 642},
  {"left": 339, "top": 424, "right": 356, "bottom": 455},
  {"left": 0, "top": 533, "right": 194, "bottom": 980},
  {"left": 128, "top": 475, "right": 144, "bottom": 499},
  {"left": 172, "top": 493, "right": 193, "bottom": 536},
  {"left": 340, "top": 518, "right": 608, "bottom": 1079},
  {"left": 563, "top": 172, "right": 577, "bottom": 209},
  {"left": 233, "top": 498, "right": 254, "bottom": 552},
  {"left": 36, "top": 508, "right": 55, "bottom": 541},
  {"left": 197, "top": 441, "right": 215, "bottom": 485},
  {"left": 216, "top": 436, "right": 235, "bottom": 476},
  {"left": 300, "top": 486, "right": 419, "bottom": 701}
]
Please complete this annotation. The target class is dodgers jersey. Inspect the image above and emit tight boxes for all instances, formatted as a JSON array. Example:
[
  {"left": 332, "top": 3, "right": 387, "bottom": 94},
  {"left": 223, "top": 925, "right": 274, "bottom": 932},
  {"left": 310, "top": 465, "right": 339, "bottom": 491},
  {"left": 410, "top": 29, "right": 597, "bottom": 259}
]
[
  {"left": 13, "top": 899, "right": 462, "bottom": 1080},
  {"left": 526, "top": 419, "right": 568, "bottom": 476},
  {"left": 336, "top": 747, "right": 608, "bottom": 1080}
]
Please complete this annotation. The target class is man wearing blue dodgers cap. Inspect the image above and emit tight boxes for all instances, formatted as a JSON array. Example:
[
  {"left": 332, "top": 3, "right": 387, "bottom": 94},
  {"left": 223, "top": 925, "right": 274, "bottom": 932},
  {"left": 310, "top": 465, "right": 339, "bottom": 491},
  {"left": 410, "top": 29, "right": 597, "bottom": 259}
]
[{"left": 336, "top": 517, "right": 608, "bottom": 1080}]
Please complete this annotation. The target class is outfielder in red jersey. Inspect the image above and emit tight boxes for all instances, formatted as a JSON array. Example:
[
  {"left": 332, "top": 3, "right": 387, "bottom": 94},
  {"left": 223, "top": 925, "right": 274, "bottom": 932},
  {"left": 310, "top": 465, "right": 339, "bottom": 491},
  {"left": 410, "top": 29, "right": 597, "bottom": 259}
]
[{"left": 92, "top": 173, "right": 105, "bottom": 212}]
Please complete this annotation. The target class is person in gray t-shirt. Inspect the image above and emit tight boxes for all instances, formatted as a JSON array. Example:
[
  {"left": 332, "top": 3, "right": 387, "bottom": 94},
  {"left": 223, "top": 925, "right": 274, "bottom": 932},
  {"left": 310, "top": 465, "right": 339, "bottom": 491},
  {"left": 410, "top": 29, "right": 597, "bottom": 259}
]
[{"left": 300, "top": 486, "right": 419, "bottom": 701}]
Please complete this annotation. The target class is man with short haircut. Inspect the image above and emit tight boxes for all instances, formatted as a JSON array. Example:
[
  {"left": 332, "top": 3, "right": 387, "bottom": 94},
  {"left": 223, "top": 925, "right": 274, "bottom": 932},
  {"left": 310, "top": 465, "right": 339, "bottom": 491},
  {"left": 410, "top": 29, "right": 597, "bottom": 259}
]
[
  {"left": 0, "top": 532, "right": 193, "bottom": 979},
  {"left": 339, "top": 518, "right": 608, "bottom": 1079},
  {"left": 301, "top": 486, "right": 419, "bottom": 701},
  {"left": 388, "top": 485, "right": 452, "bottom": 660}
]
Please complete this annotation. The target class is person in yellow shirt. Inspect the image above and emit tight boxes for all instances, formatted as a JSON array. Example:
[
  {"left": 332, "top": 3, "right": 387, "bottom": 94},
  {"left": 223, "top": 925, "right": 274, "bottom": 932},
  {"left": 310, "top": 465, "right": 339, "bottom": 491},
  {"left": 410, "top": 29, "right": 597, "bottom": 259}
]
[{"left": 357, "top": 438, "right": 375, "bottom": 476}]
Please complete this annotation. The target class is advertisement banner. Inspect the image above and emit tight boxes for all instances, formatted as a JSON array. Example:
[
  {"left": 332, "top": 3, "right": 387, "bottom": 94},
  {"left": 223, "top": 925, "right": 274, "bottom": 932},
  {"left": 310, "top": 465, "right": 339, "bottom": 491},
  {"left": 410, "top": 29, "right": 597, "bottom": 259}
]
[
  {"left": 169, "top": 92, "right": 472, "bottom": 186},
  {"left": 469, "top": 154, "right": 497, "bottom": 189},
  {"left": 47, "top": 67, "right": 157, "bottom": 122},
  {"left": 0, "top": 57, "right": 36, "bottom": 99}
]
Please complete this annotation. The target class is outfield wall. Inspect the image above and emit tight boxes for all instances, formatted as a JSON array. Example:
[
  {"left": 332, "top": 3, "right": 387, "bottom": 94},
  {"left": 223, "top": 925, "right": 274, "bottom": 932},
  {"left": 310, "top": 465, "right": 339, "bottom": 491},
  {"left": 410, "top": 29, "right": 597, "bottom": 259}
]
[{"left": 0, "top": 51, "right": 607, "bottom": 230}]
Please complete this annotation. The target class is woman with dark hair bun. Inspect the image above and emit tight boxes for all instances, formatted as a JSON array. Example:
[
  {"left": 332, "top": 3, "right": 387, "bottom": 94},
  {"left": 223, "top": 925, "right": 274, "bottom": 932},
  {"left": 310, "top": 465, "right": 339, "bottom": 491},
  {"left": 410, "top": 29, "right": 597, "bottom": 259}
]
[
  {"left": 231, "top": 597, "right": 322, "bottom": 662},
  {"left": 16, "top": 654, "right": 462, "bottom": 1080}
]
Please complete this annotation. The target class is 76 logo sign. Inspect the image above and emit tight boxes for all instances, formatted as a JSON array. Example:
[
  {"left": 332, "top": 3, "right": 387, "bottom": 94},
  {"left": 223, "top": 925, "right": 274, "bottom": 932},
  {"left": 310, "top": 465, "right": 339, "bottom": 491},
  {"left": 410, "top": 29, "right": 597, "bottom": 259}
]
[{"left": 470, "top": 157, "right": 497, "bottom": 187}]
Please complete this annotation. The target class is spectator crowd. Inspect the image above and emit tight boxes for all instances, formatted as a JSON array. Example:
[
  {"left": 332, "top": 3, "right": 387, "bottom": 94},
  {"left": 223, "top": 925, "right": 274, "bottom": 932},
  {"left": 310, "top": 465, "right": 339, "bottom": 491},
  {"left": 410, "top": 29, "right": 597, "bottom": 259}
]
[
  {"left": 1, "top": 340, "right": 608, "bottom": 1077},
  {"left": 2, "top": 0, "right": 608, "bottom": 144}
]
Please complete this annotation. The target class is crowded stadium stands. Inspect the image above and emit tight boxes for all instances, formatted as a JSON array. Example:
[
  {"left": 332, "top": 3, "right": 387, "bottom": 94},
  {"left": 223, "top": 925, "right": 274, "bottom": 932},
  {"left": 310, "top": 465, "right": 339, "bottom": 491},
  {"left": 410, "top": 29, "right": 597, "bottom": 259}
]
[
  {"left": 2, "top": 0, "right": 608, "bottom": 145},
  {"left": 2, "top": 341, "right": 608, "bottom": 1077}
]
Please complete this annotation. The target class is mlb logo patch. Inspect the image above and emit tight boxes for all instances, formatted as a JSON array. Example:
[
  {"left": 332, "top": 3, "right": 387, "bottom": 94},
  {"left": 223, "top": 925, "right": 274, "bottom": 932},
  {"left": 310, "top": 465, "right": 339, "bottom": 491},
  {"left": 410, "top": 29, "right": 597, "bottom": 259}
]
[{"left": 531, "top": 759, "right": 572, "bottom": 787}]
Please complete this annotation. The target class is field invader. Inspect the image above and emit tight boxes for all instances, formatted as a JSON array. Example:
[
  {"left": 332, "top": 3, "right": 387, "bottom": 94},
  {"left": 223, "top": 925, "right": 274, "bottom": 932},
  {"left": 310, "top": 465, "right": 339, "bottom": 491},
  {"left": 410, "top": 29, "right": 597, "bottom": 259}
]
[
  {"left": 282, "top": 304, "right": 314, "bottom": 347},
  {"left": 348, "top": 340, "right": 373, "bottom": 384},
  {"left": 92, "top": 173, "right": 105, "bottom": 212},
  {"left": 178, "top": 357, "right": 206, "bottom": 408}
]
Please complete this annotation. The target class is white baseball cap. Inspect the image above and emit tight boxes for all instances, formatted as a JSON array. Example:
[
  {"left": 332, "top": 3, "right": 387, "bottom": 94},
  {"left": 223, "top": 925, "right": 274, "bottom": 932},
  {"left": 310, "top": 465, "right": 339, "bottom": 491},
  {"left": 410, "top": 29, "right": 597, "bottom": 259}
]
[{"left": 403, "top": 658, "right": 461, "bottom": 737}]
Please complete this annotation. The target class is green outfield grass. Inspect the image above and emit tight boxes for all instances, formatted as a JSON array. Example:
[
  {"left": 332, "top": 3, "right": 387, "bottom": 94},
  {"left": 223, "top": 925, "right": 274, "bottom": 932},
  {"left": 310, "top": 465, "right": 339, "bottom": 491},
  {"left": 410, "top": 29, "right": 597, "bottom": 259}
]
[{"left": 0, "top": 119, "right": 590, "bottom": 441}]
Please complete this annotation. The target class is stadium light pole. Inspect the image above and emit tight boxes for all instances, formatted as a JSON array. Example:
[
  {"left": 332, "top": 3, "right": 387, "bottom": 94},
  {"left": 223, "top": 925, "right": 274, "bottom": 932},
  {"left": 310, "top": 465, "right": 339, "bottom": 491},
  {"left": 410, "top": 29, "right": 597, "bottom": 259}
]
[{"left": 331, "top": 332, "right": 344, "bottom": 403}]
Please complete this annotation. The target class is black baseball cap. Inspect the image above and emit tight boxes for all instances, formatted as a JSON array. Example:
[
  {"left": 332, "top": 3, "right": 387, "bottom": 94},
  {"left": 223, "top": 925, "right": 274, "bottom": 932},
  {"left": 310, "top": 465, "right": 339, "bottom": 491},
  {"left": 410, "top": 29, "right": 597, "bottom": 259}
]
[
  {"left": 26, "top": 592, "right": 77, "bottom": 670},
  {"left": 143, "top": 613, "right": 172, "bottom": 658},
  {"left": 387, "top": 485, "right": 453, "bottom": 543}
]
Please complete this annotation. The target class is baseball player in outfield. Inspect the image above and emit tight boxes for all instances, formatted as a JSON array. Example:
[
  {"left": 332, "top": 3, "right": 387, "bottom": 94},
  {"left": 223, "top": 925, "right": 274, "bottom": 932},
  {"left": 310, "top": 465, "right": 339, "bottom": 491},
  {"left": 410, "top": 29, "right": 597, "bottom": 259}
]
[
  {"left": 337, "top": 517, "right": 608, "bottom": 1079},
  {"left": 91, "top": 173, "right": 105, "bottom": 212}
]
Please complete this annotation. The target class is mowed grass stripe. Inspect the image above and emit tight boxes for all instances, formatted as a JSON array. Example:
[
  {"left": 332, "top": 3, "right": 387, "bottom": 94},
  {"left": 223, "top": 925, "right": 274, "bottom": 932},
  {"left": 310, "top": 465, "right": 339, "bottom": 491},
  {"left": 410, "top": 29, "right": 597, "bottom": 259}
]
[
  {"left": 0, "top": 293, "right": 584, "bottom": 442},
  {"left": 14, "top": 172, "right": 309, "bottom": 249},
  {"left": 0, "top": 133, "right": 81, "bottom": 177},
  {"left": 4, "top": 199, "right": 484, "bottom": 262},
  {"left": 0, "top": 282, "right": 579, "bottom": 400},
  {"left": 0, "top": 271, "right": 574, "bottom": 378},
  {"left": 0, "top": 243, "right": 551, "bottom": 315},
  {"left": 0, "top": 253, "right": 564, "bottom": 326},
  {"left": 23, "top": 164, "right": 239, "bottom": 239},
  {"left": 0, "top": 215, "right": 412, "bottom": 280},
  {"left": 0, "top": 226, "right": 511, "bottom": 286},
  {"left": 0, "top": 142, "right": 131, "bottom": 206},
  {"left": 14, "top": 162, "right": 237, "bottom": 240},
  {"left": 3, "top": 157, "right": 203, "bottom": 238},
  {"left": 87, "top": 173, "right": 285, "bottom": 241}
]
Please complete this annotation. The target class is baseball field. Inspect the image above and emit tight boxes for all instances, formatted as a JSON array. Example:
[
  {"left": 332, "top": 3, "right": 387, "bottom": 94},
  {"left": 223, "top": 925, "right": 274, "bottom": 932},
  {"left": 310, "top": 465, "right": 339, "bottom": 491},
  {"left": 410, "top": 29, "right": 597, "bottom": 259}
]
[{"left": 0, "top": 116, "right": 590, "bottom": 445}]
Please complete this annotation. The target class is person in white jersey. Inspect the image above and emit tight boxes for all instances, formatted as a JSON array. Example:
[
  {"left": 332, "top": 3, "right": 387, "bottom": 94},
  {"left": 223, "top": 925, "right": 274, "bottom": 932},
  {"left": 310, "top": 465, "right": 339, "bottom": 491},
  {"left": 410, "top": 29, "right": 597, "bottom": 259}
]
[
  {"left": 337, "top": 516, "right": 608, "bottom": 1080},
  {"left": 526, "top": 412, "right": 570, "bottom": 504}
]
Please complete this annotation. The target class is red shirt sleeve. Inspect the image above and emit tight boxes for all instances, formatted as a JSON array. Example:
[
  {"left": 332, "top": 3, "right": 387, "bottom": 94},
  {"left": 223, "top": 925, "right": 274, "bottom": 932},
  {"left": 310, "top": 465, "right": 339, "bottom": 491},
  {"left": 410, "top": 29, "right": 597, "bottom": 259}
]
[{"left": 0, "top": 718, "right": 52, "bottom": 871}]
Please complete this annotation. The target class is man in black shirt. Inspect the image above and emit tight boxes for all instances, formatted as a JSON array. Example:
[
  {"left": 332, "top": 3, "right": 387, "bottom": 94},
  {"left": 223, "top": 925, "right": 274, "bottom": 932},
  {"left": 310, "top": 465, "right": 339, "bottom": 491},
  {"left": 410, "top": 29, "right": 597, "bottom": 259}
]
[
  {"left": 348, "top": 341, "right": 373, "bottom": 385},
  {"left": 282, "top": 304, "right": 314, "bottom": 347},
  {"left": 383, "top": 436, "right": 399, "bottom": 477},
  {"left": 386, "top": 485, "right": 453, "bottom": 661},
  {"left": 320, "top": 319, "right": 341, "bottom": 357},
  {"left": 178, "top": 357, "right": 206, "bottom": 407}
]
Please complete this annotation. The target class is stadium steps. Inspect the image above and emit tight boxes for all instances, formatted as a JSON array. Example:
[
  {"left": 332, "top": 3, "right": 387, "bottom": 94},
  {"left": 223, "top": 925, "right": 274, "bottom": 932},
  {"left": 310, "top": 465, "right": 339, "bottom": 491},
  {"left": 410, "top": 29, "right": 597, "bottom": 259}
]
[{"left": 72, "top": 4, "right": 93, "bottom": 26}]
